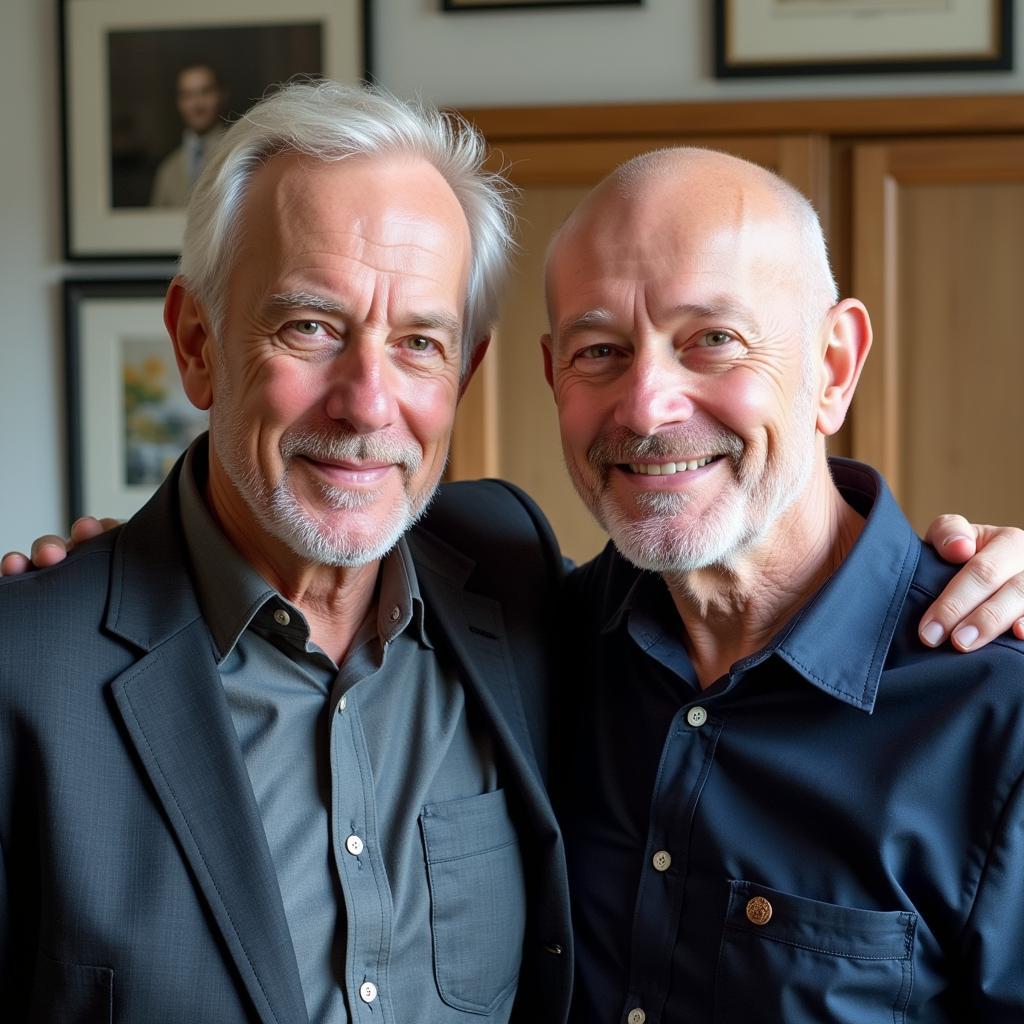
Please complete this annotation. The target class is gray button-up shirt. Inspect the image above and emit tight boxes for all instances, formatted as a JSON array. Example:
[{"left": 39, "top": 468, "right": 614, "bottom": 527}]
[{"left": 178, "top": 447, "right": 523, "bottom": 1022}]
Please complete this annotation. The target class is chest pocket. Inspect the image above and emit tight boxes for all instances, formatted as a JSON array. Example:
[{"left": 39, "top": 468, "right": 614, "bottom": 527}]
[
  {"left": 714, "top": 880, "right": 917, "bottom": 1024},
  {"left": 420, "top": 788, "right": 527, "bottom": 1016},
  {"left": 31, "top": 954, "right": 113, "bottom": 1023}
]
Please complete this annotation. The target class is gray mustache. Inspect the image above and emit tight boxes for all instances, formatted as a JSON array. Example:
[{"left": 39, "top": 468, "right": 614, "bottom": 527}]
[
  {"left": 588, "top": 427, "right": 744, "bottom": 468},
  {"left": 281, "top": 430, "right": 422, "bottom": 473}
]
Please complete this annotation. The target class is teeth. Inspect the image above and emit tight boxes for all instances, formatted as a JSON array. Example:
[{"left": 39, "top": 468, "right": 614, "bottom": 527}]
[{"left": 629, "top": 457, "right": 714, "bottom": 475}]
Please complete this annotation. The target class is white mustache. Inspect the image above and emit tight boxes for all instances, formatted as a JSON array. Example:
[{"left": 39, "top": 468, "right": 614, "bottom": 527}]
[{"left": 280, "top": 429, "right": 422, "bottom": 475}]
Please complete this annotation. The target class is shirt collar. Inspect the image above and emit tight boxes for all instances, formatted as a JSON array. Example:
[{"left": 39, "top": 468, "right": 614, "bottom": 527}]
[
  {"left": 600, "top": 458, "right": 919, "bottom": 713},
  {"left": 178, "top": 438, "right": 430, "bottom": 664},
  {"left": 773, "top": 458, "right": 919, "bottom": 712},
  {"left": 378, "top": 535, "right": 431, "bottom": 649}
]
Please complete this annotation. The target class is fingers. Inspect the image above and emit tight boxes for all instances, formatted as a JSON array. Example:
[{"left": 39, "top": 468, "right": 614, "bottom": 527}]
[
  {"left": 923, "top": 513, "right": 977, "bottom": 564},
  {"left": 0, "top": 552, "right": 32, "bottom": 577},
  {"left": 1, "top": 518, "right": 123, "bottom": 578},
  {"left": 70, "top": 516, "right": 115, "bottom": 544},
  {"left": 29, "top": 534, "right": 71, "bottom": 568},
  {"left": 920, "top": 524, "right": 1024, "bottom": 650}
]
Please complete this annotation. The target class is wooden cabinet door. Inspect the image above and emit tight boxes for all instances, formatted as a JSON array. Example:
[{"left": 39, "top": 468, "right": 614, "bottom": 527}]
[
  {"left": 852, "top": 137, "right": 1024, "bottom": 534},
  {"left": 451, "top": 133, "right": 829, "bottom": 564}
]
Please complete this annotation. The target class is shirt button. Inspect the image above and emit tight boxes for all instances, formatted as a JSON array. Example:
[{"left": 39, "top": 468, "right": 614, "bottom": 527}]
[
  {"left": 337, "top": 695, "right": 347, "bottom": 713},
  {"left": 746, "top": 896, "right": 773, "bottom": 926},
  {"left": 652, "top": 850, "right": 672, "bottom": 872},
  {"left": 390, "top": 605, "right": 401, "bottom": 622},
  {"left": 273, "top": 608, "right": 290, "bottom": 627},
  {"left": 686, "top": 705, "right": 708, "bottom": 728},
  {"left": 627, "top": 1009, "right": 646, "bottom": 1024},
  {"left": 543, "top": 942, "right": 564, "bottom": 956},
  {"left": 346, "top": 834, "right": 364, "bottom": 856},
  {"left": 359, "top": 981, "right": 377, "bottom": 1003}
]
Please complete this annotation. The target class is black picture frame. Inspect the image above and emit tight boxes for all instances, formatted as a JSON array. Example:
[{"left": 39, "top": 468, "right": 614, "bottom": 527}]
[
  {"left": 59, "top": 0, "right": 372, "bottom": 262},
  {"left": 714, "top": 0, "right": 1013, "bottom": 79},
  {"left": 443, "top": 0, "right": 639, "bottom": 10},
  {"left": 63, "top": 278, "right": 206, "bottom": 521}
]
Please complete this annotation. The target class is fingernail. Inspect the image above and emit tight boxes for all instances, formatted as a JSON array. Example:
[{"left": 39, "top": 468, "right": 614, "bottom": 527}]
[
  {"left": 941, "top": 534, "right": 973, "bottom": 548},
  {"left": 921, "top": 620, "right": 945, "bottom": 646},
  {"left": 953, "top": 624, "right": 979, "bottom": 649}
]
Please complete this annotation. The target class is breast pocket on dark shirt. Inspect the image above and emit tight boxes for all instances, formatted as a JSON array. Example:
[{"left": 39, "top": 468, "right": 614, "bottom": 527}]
[
  {"left": 420, "top": 788, "right": 527, "bottom": 1016},
  {"left": 714, "top": 880, "right": 917, "bottom": 1024}
]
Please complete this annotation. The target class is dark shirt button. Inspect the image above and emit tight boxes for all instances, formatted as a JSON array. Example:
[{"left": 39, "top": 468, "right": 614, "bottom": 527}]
[{"left": 543, "top": 942, "right": 564, "bottom": 956}]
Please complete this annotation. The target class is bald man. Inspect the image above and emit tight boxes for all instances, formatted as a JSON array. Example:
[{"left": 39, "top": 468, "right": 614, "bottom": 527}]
[{"left": 544, "top": 149, "right": 1024, "bottom": 1023}]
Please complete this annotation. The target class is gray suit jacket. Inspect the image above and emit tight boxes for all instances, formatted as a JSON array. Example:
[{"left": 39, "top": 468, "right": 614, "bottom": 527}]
[{"left": 0, "top": 461, "right": 572, "bottom": 1022}]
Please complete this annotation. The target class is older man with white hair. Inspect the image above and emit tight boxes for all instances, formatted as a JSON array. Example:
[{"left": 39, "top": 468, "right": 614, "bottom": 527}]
[
  {"left": 0, "top": 82, "right": 570, "bottom": 1023},
  {"left": 545, "top": 148, "right": 1024, "bottom": 1023}
]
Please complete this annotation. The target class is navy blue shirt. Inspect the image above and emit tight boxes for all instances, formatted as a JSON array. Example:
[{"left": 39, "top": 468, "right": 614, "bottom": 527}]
[{"left": 562, "top": 459, "right": 1024, "bottom": 1024}]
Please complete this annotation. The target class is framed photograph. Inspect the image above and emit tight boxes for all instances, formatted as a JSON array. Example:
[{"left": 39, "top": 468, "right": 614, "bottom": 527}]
[
  {"left": 60, "top": 0, "right": 370, "bottom": 260},
  {"left": 64, "top": 279, "right": 207, "bottom": 520},
  {"left": 443, "top": 0, "right": 639, "bottom": 10},
  {"left": 714, "top": 0, "right": 1013, "bottom": 78}
]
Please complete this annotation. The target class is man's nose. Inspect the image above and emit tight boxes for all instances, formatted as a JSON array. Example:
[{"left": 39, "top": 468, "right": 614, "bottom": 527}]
[
  {"left": 323, "top": 343, "right": 399, "bottom": 433},
  {"left": 613, "top": 348, "right": 696, "bottom": 436}
]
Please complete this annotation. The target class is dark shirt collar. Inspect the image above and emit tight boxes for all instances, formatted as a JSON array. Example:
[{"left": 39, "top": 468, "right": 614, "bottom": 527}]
[
  {"left": 602, "top": 458, "right": 919, "bottom": 713},
  {"left": 178, "top": 438, "right": 429, "bottom": 665}
]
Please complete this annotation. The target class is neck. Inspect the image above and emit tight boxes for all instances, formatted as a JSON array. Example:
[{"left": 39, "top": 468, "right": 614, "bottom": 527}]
[
  {"left": 665, "top": 460, "right": 864, "bottom": 689},
  {"left": 206, "top": 460, "right": 379, "bottom": 665}
]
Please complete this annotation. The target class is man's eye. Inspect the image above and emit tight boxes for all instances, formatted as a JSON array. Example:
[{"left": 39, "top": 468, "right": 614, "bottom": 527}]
[
  {"left": 700, "top": 331, "right": 735, "bottom": 348},
  {"left": 293, "top": 320, "right": 322, "bottom": 335},
  {"left": 406, "top": 336, "right": 433, "bottom": 352},
  {"left": 576, "top": 344, "right": 615, "bottom": 361}
]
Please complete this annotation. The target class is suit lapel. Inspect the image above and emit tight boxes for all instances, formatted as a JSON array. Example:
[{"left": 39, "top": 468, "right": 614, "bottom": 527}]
[{"left": 104, "top": 468, "right": 308, "bottom": 1024}]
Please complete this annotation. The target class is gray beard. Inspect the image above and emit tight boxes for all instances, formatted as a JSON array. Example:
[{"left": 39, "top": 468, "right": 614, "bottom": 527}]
[{"left": 574, "top": 411, "right": 815, "bottom": 575}]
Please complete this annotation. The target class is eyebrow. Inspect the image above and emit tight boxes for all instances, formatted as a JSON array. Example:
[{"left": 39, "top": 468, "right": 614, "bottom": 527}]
[
  {"left": 556, "top": 299, "right": 760, "bottom": 342},
  {"left": 403, "top": 311, "right": 463, "bottom": 339},
  {"left": 556, "top": 308, "right": 617, "bottom": 339},
  {"left": 268, "top": 292, "right": 462, "bottom": 340},
  {"left": 268, "top": 291, "right": 351, "bottom": 316},
  {"left": 664, "top": 300, "right": 761, "bottom": 335}
]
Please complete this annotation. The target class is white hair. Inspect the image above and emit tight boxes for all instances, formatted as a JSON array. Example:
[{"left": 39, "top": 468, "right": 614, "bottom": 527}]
[{"left": 180, "top": 79, "right": 516, "bottom": 368}]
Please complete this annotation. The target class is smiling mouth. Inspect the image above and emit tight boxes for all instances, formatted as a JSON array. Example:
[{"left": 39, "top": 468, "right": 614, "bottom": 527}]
[{"left": 625, "top": 455, "right": 723, "bottom": 476}]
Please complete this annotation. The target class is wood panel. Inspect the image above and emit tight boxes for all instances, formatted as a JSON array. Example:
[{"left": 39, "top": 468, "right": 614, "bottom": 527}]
[
  {"left": 852, "top": 137, "right": 1024, "bottom": 532},
  {"left": 461, "top": 95, "right": 1024, "bottom": 143}
]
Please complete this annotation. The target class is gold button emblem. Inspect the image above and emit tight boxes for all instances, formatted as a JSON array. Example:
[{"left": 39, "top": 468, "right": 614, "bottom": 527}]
[{"left": 746, "top": 896, "right": 773, "bottom": 926}]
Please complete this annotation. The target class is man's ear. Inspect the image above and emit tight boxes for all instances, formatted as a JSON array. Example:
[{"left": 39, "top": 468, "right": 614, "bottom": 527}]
[
  {"left": 541, "top": 334, "right": 554, "bottom": 390},
  {"left": 816, "top": 298, "right": 872, "bottom": 437},
  {"left": 458, "top": 335, "right": 491, "bottom": 400},
  {"left": 165, "top": 276, "right": 214, "bottom": 411}
]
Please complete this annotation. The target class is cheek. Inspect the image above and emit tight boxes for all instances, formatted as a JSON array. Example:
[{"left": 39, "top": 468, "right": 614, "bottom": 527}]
[
  {"left": 404, "top": 379, "right": 459, "bottom": 455},
  {"left": 247, "top": 363, "right": 325, "bottom": 428},
  {"left": 553, "top": 382, "right": 606, "bottom": 455},
  {"left": 706, "top": 372, "right": 788, "bottom": 441}
]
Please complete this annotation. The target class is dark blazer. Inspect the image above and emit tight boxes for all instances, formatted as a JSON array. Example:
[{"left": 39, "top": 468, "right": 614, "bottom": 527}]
[{"left": 0, "top": 462, "right": 572, "bottom": 1023}]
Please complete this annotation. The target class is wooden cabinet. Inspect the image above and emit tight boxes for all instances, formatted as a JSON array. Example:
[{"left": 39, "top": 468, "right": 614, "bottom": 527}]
[
  {"left": 852, "top": 136, "right": 1024, "bottom": 534},
  {"left": 449, "top": 97, "right": 1024, "bottom": 560}
]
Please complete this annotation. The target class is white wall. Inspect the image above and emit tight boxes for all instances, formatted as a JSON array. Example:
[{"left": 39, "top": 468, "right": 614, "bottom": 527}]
[{"left": 2, "top": 0, "right": 1022, "bottom": 551}]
